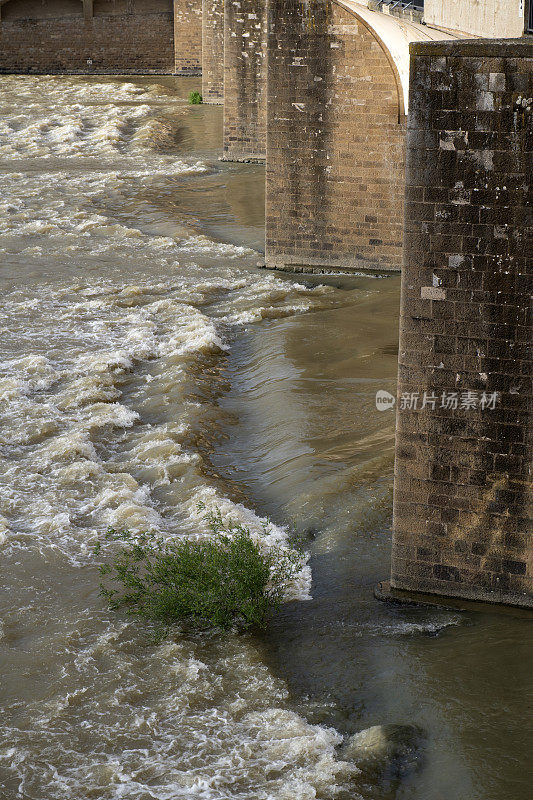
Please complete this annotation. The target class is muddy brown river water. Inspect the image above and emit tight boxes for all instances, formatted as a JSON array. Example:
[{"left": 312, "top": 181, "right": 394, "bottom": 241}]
[{"left": 0, "top": 75, "right": 531, "bottom": 800}]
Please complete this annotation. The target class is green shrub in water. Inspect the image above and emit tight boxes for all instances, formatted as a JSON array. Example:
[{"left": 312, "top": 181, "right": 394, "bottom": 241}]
[
  {"left": 94, "top": 507, "right": 303, "bottom": 631},
  {"left": 188, "top": 91, "right": 203, "bottom": 105}
]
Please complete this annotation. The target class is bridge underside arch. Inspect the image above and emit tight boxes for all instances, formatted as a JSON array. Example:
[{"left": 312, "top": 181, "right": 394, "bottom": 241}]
[
  {"left": 266, "top": 0, "right": 407, "bottom": 273},
  {"left": 0, "top": 0, "right": 200, "bottom": 75}
]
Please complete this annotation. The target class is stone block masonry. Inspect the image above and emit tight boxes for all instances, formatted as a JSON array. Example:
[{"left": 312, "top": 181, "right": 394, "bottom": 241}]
[
  {"left": 265, "top": 0, "right": 405, "bottom": 273},
  {"left": 391, "top": 39, "right": 532, "bottom": 608},
  {"left": 174, "top": 0, "right": 202, "bottom": 75},
  {"left": 202, "top": 0, "right": 224, "bottom": 102},
  {"left": 222, "top": 0, "right": 267, "bottom": 162},
  {"left": 0, "top": 0, "right": 201, "bottom": 75}
]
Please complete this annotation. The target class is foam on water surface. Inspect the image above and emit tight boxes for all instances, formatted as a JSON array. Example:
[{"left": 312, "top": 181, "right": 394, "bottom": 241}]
[
  {"left": 0, "top": 277, "right": 324, "bottom": 575},
  {"left": 0, "top": 617, "right": 362, "bottom": 800}
]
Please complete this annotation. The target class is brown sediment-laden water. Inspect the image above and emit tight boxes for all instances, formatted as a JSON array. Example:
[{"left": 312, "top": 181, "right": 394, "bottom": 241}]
[{"left": 0, "top": 75, "right": 531, "bottom": 800}]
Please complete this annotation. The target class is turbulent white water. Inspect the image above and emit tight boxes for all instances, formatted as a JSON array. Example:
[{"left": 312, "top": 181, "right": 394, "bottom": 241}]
[
  {"left": 0, "top": 76, "right": 368, "bottom": 799},
  {"left": 0, "top": 278, "right": 319, "bottom": 592}
]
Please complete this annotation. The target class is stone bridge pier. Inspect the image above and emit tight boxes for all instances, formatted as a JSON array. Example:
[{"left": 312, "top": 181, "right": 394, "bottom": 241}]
[
  {"left": 173, "top": 0, "right": 203, "bottom": 75},
  {"left": 202, "top": 0, "right": 224, "bottom": 103},
  {"left": 388, "top": 39, "right": 532, "bottom": 608},
  {"left": 266, "top": 0, "right": 407, "bottom": 273},
  {"left": 222, "top": 0, "right": 267, "bottom": 161},
  {"left": 262, "top": 1, "right": 462, "bottom": 273}
]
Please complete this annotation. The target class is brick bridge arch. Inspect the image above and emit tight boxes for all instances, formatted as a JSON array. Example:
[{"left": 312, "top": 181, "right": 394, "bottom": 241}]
[{"left": 337, "top": 0, "right": 406, "bottom": 117}]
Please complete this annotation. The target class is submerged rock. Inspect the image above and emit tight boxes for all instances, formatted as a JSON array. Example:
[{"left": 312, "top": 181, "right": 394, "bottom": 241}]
[{"left": 339, "top": 723, "right": 425, "bottom": 782}]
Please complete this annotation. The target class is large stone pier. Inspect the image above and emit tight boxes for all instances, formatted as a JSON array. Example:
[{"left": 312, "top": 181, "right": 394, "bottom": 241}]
[
  {"left": 173, "top": 0, "right": 203, "bottom": 75},
  {"left": 265, "top": 0, "right": 406, "bottom": 272},
  {"left": 202, "top": 0, "right": 224, "bottom": 102},
  {"left": 390, "top": 38, "right": 532, "bottom": 608},
  {"left": 222, "top": 0, "right": 267, "bottom": 161}
]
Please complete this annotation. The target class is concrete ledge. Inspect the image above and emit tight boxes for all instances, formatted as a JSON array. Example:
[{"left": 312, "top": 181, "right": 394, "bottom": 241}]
[
  {"left": 264, "top": 264, "right": 399, "bottom": 276},
  {"left": 0, "top": 69, "right": 175, "bottom": 75},
  {"left": 219, "top": 154, "right": 265, "bottom": 164},
  {"left": 410, "top": 38, "right": 533, "bottom": 58},
  {"left": 375, "top": 581, "right": 533, "bottom": 615},
  {"left": 265, "top": 255, "right": 401, "bottom": 275}
]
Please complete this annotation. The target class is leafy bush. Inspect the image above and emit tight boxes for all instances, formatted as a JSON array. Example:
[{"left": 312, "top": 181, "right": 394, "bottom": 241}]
[
  {"left": 94, "top": 508, "right": 303, "bottom": 631},
  {"left": 188, "top": 91, "right": 203, "bottom": 105}
]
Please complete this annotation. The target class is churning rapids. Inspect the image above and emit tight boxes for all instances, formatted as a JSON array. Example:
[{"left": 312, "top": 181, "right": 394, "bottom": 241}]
[{"left": 0, "top": 76, "right": 531, "bottom": 800}]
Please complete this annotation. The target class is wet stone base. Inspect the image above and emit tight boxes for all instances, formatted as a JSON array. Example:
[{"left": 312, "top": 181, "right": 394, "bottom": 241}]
[
  {"left": 375, "top": 581, "right": 533, "bottom": 615},
  {"left": 264, "top": 259, "right": 401, "bottom": 276},
  {"left": 219, "top": 155, "right": 266, "bottom": 164}
]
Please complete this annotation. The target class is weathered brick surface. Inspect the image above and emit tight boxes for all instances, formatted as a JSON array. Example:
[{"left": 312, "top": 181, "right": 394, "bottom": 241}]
[
  {"left": 0, "top": 0, "right": 201, "bottom": 75},
  {"left": 392, "top": 39, "right": 533, "bottom": 608},
  {"left": 265, "top": 0, "right": 405, "bottom": 272},
  {"left": 223, "top": 0, "right": 267, "bottom": 162},
  {"left": 174, "top": 0, "right": 202, "bottom": 75},
  {"left": 202, "top": 0, "right": 224, "bottom": 102}
]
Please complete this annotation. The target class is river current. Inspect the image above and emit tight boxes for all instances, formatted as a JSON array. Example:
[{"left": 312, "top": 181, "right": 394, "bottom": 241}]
[{"left": 0, "top": 76, "right": 531, "bottom": 800}]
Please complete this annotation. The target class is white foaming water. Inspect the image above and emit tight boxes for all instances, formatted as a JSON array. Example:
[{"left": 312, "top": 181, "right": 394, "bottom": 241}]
[
  {"left": 0, "top": 279, "right": 317, "bottom": 578},
  {"left": 0, "top": 78, "right": 169, "bottom": 161},
  {"left": 1, "top": 618, "right": 361, "bottom": 800},
  {"left": 0, "top": 76, "right": 362, "bottom": 799}
]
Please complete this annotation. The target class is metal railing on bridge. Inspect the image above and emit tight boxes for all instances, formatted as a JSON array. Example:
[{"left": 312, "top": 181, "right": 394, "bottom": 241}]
[{"left": 380, "top": 0, "right": 424, "bottom": 10}]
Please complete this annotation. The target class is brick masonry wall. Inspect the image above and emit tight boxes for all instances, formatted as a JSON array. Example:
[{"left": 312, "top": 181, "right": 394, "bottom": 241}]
[
  {"left": 202, "top": 0, "right": 224, "bottom": 102},
  {"left": 265, "top": 0, "right": 405, "bottom": 273},
  {"left": 392, "top": 39, "right": 532, "bottom": 607},
  {"left": 0, "top": 10, "right": 176, "bottom": 74},
  {"left": 174, "top": 0, "right": 202, "bottom": 75},
  {"left": 223, "top": 0, "right": 267, "bottom": 162}
]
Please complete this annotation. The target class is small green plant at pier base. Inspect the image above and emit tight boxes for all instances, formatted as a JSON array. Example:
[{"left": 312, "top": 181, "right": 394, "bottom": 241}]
[
  {"left": 94, "top": 508, "right": 303, "bottom": 631},
  {"left": 188, "top": 91, "right": 203, "bottom": 105}
]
